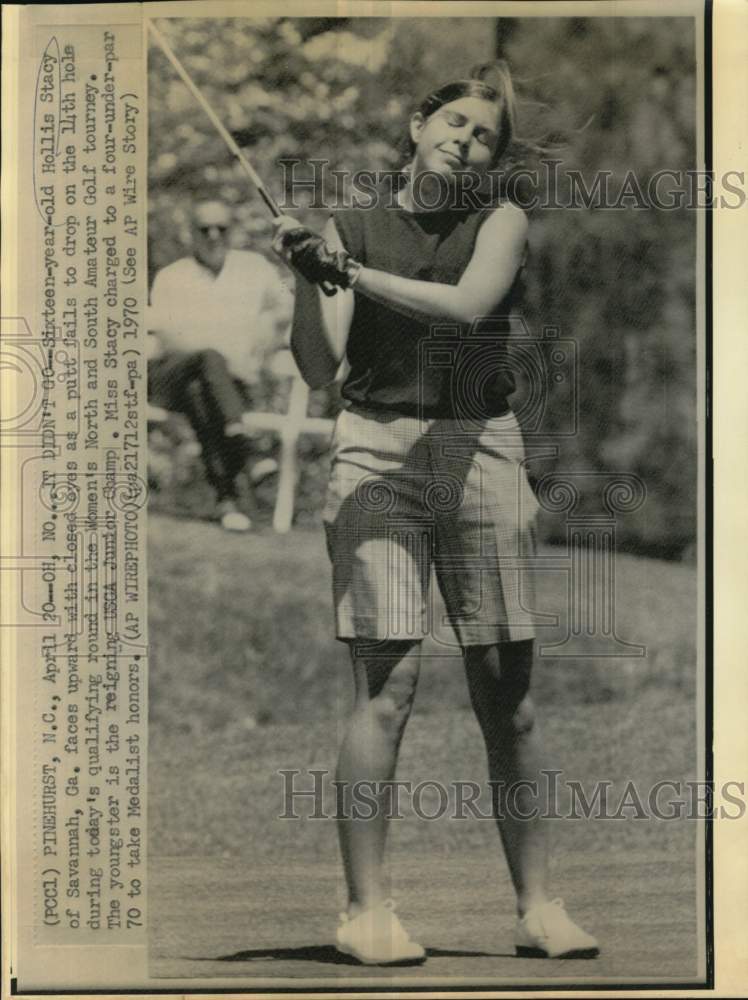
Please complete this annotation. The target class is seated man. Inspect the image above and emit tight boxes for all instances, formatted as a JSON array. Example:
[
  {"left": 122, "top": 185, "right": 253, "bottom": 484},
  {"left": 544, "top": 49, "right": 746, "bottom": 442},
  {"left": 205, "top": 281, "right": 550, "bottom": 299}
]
[{"left": 147, "top": 197, "right": 291, "bottom": 531}]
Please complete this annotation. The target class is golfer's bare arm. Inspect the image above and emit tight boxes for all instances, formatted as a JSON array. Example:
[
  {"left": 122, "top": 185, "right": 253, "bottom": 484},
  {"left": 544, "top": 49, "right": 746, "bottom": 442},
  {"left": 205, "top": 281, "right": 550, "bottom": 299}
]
[
  {"left": 290, "top": 218, "right": 355, "bottom": 388},
  {"left": 356, "top": 203, "right": 528, "bottom": 325}
]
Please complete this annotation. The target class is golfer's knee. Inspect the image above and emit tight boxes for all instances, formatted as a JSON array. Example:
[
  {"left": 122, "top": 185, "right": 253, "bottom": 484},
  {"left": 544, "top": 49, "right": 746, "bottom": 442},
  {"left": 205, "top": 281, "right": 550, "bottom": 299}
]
[
  {"left": 370, "top": 669, "right": 419, "bottom": 736},
  {"left": 507, "top": 694, "right": 536, "bottom": 738},
  {"left": 481, "top": 691, "right": 536, "bottom": 744},
  {"left": 370, "top": 694, "right": 414, "bottom": 737},
  {"left": 465, "top": 641, "right": 535, "bottom": 729},
  {"left": 349, "top": 639, "right": 420, "bottom": 735}
]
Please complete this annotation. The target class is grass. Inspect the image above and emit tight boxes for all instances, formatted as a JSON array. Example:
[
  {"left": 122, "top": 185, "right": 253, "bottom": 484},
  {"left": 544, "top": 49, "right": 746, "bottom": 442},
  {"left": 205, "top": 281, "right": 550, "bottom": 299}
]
[
  {"left": 149, "top": 851, "right": 701, "bottom": 982},
  {"left": 147, "top": 513, "right": 703, "bottom": 983},
  {"left": 150, "top": 688, "right": 697, "bottom": 861},
  {"left": 148, "top": 513, "right": 699, "bottom": 862}
]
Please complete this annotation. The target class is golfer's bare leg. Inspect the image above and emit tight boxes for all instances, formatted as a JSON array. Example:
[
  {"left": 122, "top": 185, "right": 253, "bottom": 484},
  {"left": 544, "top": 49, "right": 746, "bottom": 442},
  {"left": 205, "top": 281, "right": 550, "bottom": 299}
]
[
  {"left": 464, "top": 640, "right": 549, "bottom": 917},
  {"left": 336, "top": 638, "right": 421, "bottom": 916}
]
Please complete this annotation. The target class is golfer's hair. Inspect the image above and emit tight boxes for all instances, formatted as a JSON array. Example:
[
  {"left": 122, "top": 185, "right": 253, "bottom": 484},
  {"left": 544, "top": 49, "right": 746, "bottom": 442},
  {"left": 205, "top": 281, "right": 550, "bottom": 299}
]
[{"left": 406, "top": 61, "right": 517, "bottom": 167}]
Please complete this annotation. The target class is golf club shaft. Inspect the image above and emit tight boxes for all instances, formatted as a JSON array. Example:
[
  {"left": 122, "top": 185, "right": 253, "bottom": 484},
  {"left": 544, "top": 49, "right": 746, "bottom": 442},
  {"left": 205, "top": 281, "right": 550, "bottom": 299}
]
[
  {"left": 148, "top": 20, "right": 338, "bottom": 296},
  {"left": 147, "top": 19, "right": 281, "bottom": 219}
]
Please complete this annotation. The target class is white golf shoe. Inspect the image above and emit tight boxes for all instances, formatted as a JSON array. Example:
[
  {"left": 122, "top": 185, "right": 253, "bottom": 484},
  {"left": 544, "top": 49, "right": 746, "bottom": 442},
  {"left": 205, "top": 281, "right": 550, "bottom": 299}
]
[
  {"left": 515, "top": 898, "right": 599, "bottom": 959},
  {"left": 216, "top": 500, "right": 252, "bottom": 533},
  {"left": 336, "top": 899, "right": 426, "bottom": 965}
]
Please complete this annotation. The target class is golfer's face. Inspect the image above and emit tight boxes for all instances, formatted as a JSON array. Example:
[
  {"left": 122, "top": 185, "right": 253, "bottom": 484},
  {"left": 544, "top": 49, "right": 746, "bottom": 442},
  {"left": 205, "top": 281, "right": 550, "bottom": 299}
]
[
  {"left": 411, "top": 96, "right": 501, "bottom": 179},
  {"left": 192, "top": 203, "right": 232, "bottom": 272}
]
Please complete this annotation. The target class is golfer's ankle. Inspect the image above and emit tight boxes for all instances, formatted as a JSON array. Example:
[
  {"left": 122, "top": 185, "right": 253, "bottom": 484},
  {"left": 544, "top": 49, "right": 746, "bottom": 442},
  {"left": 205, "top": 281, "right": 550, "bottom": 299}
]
[
  {"left": 347, "top": 891, "right": 385, "bottom": 918},
  {"left": 516, "top": 890, "right": 550, "bottom": 919}
]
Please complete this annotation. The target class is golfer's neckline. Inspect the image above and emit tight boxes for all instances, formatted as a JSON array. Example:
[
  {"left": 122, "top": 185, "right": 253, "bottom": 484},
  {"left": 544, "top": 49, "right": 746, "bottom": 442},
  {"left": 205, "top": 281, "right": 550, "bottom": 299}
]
[{"left": 394, "top": 185, "right": 469, "bottom": 217}]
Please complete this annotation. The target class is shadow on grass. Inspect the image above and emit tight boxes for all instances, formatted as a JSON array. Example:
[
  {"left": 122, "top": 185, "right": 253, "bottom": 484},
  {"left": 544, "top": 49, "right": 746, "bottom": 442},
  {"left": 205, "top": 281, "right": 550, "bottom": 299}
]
[{"left": 188, "top": 945, "right": 515, "bottom": 965}]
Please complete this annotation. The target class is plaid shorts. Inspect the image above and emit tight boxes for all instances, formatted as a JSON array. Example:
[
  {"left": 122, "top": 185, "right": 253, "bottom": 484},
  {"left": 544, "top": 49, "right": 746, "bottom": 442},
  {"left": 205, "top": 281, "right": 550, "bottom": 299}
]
[{"left": 323, "top": 405, "right": 540, "bottom": 645}]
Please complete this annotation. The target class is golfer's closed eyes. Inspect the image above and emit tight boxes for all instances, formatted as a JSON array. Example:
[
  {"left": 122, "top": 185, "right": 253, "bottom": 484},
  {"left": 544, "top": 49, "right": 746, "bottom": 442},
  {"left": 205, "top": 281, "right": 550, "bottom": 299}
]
[{"left": 440, "top": 110, "right": 495, "bottom": 146}]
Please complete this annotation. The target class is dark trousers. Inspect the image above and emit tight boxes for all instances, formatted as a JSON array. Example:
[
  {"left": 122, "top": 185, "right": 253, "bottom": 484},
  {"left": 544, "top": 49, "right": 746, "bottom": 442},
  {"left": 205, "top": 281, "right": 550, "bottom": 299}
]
[{"left": 148, "top": 348, "right": 251, "bottom": 502}]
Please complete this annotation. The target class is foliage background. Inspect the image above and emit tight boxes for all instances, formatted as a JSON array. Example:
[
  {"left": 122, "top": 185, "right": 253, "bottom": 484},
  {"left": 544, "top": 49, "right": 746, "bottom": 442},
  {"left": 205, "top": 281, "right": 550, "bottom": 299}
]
[{"left": 147, "top": 15, "right": 698, "bottom": 558}]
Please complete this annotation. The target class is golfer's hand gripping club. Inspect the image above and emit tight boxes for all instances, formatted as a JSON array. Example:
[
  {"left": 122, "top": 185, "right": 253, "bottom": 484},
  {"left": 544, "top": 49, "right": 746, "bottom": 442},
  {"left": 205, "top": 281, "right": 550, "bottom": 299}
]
[{"left": 272, "top": 217, "right": 359, "bottom": 295}]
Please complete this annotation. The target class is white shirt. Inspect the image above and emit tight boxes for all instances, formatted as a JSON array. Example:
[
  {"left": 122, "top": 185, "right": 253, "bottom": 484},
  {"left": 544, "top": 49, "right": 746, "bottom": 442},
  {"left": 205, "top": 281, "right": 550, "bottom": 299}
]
[{"left": 148, "top": 250, "right": 291, "bottom": 383}]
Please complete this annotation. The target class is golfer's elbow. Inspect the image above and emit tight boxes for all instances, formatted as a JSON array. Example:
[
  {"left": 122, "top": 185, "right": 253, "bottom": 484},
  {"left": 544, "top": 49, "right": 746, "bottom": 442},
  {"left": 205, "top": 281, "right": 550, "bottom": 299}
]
[
  {"left": 443, "top": 299, "right": 477, "bottom": 326},
  {"left": 453, "top": 304, "right": 477, "bottom": 325},
  {"left": 431, "top": 288, "right": 483, "bottom": 326},
  {"left": 447, "top": 288, "right": 511, "bottom": 327}
]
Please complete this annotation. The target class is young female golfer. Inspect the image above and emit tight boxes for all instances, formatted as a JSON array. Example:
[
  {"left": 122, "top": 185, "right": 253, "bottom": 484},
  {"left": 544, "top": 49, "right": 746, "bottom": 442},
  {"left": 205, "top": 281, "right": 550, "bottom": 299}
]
[{"left": 273, "top": 63, "right": 599, "bottom": 966}]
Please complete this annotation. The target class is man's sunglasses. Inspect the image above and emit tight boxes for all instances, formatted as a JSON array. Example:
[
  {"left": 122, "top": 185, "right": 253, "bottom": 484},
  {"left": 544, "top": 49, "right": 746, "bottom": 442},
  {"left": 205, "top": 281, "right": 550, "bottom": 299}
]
[{"left": 197, "top": 224, "right": 229, "bottom": 235}]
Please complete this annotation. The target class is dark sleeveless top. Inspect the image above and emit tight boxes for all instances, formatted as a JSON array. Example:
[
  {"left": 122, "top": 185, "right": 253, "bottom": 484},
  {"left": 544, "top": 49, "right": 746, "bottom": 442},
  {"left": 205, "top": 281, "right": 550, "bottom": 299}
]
[{"left": 333, "top": 197, "right": 522, "bottom": 419}]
